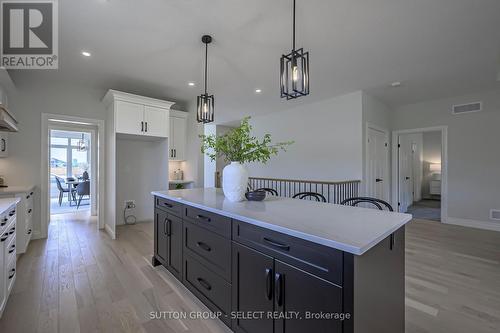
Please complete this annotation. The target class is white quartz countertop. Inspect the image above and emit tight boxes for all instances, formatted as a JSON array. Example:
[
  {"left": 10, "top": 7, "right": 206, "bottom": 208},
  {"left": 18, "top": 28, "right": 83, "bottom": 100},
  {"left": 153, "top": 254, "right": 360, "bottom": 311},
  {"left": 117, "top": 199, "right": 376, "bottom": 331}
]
[
  {"left": 152, "top": 188, "right": 412, "bottom": 255},
  {"left": 0, "top": 185, "right": 35, "bottom": 195},
  {"left": 0, "top": 197, "right": 21, "bottom": 214}
]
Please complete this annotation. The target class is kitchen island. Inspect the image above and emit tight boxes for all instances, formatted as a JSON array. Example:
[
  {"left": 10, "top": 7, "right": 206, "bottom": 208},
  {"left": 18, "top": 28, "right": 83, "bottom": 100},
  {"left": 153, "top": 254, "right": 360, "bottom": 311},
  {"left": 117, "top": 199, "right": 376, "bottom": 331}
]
[{"left": 151, "top": 188, "right": 412, "bottom": 333}]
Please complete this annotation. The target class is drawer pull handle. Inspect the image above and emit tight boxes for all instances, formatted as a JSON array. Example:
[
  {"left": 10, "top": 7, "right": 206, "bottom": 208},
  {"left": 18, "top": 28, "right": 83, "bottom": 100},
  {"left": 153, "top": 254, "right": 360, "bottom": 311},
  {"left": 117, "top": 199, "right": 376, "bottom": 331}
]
[
  {"left": 8, "top": 268, "right": 15, "bottom": 279},
  {"left": 196, "top": 277, "right": 212, "bottom": 291},
  {"left": 9, "top": 227, "right": 15, "bottom": 235},
  {"left": 196, "top": 214, "right": 211, "bottom": 222},
  {"left": 163, "top": 202, "right": 173, "bottom": 208},
  {"left": 275, "top": 273, "right": 283, "bottom": 306},
  {"left": 27, "top": 229, "right": 32, "bottom": 235},
  {"left": 265, "top": 268, "right": 273, "bottom": 300},
  {"left": 9, "top": 211, "right": 15, "bottom": 216},
  {"left": 26, "top": 195, "right": 30, "bottom": 199},
  {"left": 1, "top": 221, "right": 6, "bottom": 226},
  {"left": 28, "top": 209, "right": 32, "bottom": 214},
  {"left": 196, "top": 241, "right": 211, "bottom": 252},
  {"left": 263, "top": 237, "right": 290, "bottom": 251},
  {"left": 9, "top": 244, "right": 15, "bottom": 253},
  {"left": 30, "top": 192, "right": 34, "bottom": 196},
  {"left": 0, "top": 235, "right": 8, "bottom": 242}
]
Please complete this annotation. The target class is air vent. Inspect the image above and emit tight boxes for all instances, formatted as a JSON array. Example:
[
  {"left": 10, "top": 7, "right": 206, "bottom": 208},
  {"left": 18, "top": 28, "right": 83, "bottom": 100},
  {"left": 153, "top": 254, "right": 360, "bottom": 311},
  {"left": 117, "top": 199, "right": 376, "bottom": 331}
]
[
  {"left": 452, "top": 102, "right": 482, "bottom": 115},
  {"left": 490, "top": 209, "right": 500, "bottom": 221}
]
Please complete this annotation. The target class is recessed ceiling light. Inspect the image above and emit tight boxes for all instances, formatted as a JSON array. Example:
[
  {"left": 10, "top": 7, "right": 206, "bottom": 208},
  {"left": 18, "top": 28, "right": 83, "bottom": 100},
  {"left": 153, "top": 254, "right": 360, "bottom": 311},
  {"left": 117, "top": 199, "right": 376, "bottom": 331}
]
[
  {"left": 188, "top": 82, "right": 195, "bottom": 86},
  {"left": 81, "top": 51, "right": 91, "bottom": 57},
  {"left": 391, "top": 81, "right": 402, "bottom": 87},
  {"left": 255, "top": 89, "right": 262, "bottom": 93}
]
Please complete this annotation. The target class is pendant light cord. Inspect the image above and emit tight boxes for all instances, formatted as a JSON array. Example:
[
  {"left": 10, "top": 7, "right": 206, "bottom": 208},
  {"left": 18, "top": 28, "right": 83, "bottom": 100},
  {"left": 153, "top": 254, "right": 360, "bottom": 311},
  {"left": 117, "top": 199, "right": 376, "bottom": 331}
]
[
  {"left": 204, "top": 42, "right": 208, "bottom": 95},
  {"left": 292, "top": 0, "right": 296, "bottom": 51}
]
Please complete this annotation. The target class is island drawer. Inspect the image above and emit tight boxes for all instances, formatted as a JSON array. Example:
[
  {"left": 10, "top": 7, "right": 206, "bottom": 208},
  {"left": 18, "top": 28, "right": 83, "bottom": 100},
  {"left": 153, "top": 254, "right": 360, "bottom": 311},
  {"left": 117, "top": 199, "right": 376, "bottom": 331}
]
[
  {"left": 155, "top": 196, "right": 183, "bottom": 217},
  {"left": 233, "top": 220, "right": 343, "bottom": 286},
  {"left": 184, "top": 221, "right": 232, "bottom": 281},
  {"left": 183, "top": 254, "right": 231, "bottom": 325},
  {"left": 185, "top": 206, "right": 231, "bottom": 238}
]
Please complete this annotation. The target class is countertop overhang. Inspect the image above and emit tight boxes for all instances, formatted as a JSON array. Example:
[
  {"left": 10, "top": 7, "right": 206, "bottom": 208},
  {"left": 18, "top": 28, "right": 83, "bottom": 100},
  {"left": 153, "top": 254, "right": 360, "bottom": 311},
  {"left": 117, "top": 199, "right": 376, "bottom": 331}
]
[{"left": 152, "top": 188, "right": 412, "bottom": 255}]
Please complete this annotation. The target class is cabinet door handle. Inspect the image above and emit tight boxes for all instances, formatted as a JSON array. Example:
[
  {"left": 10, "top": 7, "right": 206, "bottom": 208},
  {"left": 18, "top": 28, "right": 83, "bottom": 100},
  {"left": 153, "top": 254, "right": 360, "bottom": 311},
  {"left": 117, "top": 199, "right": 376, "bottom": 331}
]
[
  {"left": 28, "top": 209, "right": 32, "bottom": 214},
  {"left": 141, "top": 121, "right": 144, "bottom": 132},
  {"left": 275, "top": 273, "right": 283, "bottom": 306},
  {"left": 145, "top": 122, "right": 148, "bottom": 132},
  {"left": 196, "top": 241, "right": 211, "bottom": 252},
  {"left": 263, "top": 237, "right": 290, "bottom": 251},
  {"left": 8, "top": 244, "right": 15, "bottom": 253},
  {"left": 265, "top": 268, "right": 273, "bottom": 300},
  {"left": 27, "top": 229, "right": 32, "bottom": 235},
  {"left": 389, "top": 233, "right": 395, "bottom": 250},
  {"left": 26, "top": 195, "right": 30, "bottom": 199},
  {"left": 163, "top": 218, "right": 172, "bottom": 236},
  {"left": 30, "top": 192, "right": 34, "bottom": 196},
  {"left": 196, "top": 277, "right": 212, "bottom": 291},
  {"left": 8, "top": 268, "right": 15, "bottom": 279},
  {"left": 9, "top": 227, "right": 15, "bottom": 234},
  {"left": 1, "top": 138, "right": 5, "bottom": 152},
  {"left": 174, "top": 149, "right": 176, "bottom": 158},
  {"left": 196, "top": 214, "right": 211, "bottom": 222}
]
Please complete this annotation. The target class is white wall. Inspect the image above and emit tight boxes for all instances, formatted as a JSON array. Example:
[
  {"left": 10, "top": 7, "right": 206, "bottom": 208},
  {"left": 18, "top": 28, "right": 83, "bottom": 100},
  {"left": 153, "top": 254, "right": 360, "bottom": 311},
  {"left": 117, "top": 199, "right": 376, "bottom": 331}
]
[
  {"left": 246, "top": 91, "right": 364, "bottom": 182},
  {"left": 115, "top": 137, "right": 169, "bottom": 224},
  {"left": 421, "top": 131, "right": 441, "bottom": 199},
  {"left": 183, "top": 103, "right": 204, "bottom": 188},
  {"left": 392, "top": 89, "right": 500, "bottom": 228}
]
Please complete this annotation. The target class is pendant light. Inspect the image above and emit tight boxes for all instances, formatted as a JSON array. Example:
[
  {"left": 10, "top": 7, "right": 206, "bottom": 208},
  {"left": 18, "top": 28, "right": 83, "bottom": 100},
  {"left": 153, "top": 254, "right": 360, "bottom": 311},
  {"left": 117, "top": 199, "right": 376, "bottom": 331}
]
[
  {"left": 197, "top": 35, "right": 215, "bottom": 123},
  {"left": 280, "top": 0, "right": 310, "bottom": 99},
  {"left": 78, "top": 133, "right": 87, "bottom": 152}
]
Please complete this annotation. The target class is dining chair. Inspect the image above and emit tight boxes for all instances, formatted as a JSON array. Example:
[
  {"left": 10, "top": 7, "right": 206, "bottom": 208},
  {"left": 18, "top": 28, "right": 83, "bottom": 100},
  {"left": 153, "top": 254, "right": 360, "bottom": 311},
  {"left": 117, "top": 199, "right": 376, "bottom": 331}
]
[
  {"left": 340, "top": 197, "right": 394, "bottom": 211},
  {"left": 292, "top": 192, "right": 327, "bottom": 202},
  {"left": 256, "top": 188, "right": 278, "bottom": 196},
  {"left": 76, "top": 181, "right": 90, "bottom": 209},
  {"left": 55, "top": 176, "right": 75, "bottom": 206}
]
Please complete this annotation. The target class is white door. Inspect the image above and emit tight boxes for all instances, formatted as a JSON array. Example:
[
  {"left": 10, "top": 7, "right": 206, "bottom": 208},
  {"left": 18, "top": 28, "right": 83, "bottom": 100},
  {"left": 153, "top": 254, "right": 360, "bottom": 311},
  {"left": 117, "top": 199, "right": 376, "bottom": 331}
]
[
  {"left": 398, "top": 135, "right": 414, "bottom": 212},
  {"left": 115, "top": 101, "right": 144, "bottom": 135},
  {"left": 366, "top": 127, "right": 389, "bottom": 201},
  {"left": 144, "top": 106, "right": 169, "bottom": 138},
  {"left": 171, "top": 116, "right": 186, "bottom": 160}
]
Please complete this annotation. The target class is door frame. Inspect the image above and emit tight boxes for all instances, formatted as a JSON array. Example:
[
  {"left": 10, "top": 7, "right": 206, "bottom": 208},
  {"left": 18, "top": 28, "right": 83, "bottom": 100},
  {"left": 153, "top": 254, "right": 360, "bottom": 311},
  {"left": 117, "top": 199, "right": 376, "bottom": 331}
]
[
  {"left": 41, "top": 113, "right": 106, "bottom": 239},
  {"left": 391, "top": 126, "right": 448, "bottom": 222},
  {"left": 365, "top": 122, "right": 390, "bottom": 201}
]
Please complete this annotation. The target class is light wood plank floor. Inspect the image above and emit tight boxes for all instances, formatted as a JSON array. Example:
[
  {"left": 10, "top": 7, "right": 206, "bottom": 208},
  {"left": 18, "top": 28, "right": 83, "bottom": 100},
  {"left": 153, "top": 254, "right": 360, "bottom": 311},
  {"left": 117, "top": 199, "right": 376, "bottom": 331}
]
[{"left": 0, "top": 213, "right": 499, "bottom": 332}]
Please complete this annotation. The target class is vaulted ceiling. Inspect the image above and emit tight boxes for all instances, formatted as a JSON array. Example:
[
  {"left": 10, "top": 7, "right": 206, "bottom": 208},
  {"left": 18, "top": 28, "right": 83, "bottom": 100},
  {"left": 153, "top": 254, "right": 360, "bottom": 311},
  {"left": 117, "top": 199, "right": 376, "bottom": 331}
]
[{"left": 9, "top": 0, "right": 500, "bottom": 123}]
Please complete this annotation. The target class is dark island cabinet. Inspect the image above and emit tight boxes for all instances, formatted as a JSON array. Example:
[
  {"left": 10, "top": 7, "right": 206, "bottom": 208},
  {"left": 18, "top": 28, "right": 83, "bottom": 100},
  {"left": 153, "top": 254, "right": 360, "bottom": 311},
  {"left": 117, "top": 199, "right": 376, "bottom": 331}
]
[
  {"left": 232, "top": 242, "right": 342, "bottom": 333},
  {"left": 153, "top": 207, "right": 183, "bottom": 280}
]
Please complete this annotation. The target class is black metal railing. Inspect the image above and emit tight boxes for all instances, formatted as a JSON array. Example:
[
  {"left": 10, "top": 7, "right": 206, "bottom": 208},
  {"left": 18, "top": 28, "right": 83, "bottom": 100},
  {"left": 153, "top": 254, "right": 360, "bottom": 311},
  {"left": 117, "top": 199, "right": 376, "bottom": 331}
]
[{"left": 248, "top": 177, "right": 361, "bottom": 204}]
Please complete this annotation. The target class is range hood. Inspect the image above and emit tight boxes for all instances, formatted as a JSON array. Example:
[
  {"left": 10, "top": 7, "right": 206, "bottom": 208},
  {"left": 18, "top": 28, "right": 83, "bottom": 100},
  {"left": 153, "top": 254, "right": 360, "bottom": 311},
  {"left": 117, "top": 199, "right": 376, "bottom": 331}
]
[{"left": 0, "top": 105, "right": 18, "bottom": 132}]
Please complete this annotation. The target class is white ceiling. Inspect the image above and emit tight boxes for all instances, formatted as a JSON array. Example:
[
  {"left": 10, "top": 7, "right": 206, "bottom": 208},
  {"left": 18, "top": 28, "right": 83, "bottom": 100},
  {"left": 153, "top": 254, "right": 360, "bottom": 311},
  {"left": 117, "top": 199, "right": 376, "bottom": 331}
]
[{"left": 9, "top": 0, "right": 500, "bottom": 123}]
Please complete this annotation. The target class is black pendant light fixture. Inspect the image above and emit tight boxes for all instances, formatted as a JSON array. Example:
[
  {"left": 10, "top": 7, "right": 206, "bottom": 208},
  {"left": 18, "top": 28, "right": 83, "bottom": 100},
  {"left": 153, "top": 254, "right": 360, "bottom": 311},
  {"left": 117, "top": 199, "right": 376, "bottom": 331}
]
[
  {"left": 280, "top": 0, "right": 310, "bottom": 99},
  {"left": 197, "top": 35, "right": 215, "bottom": 123},
  {"left": 78, "top": 133, "right": 87, "bottom": 152}
]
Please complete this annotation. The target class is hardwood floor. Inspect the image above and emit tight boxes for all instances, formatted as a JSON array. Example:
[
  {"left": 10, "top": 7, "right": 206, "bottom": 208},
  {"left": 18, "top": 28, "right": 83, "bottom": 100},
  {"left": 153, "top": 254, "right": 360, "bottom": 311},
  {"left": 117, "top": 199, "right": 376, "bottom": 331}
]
[{"left": 0, "top": 213, "right": 499, "bottom": 332}]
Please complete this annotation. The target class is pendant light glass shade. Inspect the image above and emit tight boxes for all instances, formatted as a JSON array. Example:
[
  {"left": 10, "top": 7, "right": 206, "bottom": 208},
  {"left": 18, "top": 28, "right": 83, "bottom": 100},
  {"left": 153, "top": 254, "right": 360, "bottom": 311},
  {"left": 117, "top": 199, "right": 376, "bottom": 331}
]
[
  {"left": 280, "top": 0, "right": 310, "bottom": 99},
  {"left": 78, "top": 133, "right": 87, "bottom": 152},
  {"left": 197, "top": 35, "right": 215, "bottom": 123}
]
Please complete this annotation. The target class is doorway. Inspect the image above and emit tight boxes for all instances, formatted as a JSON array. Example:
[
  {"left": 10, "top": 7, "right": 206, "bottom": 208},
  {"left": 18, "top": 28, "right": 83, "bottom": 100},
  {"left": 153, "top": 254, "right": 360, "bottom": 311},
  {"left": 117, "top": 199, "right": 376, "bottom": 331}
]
[
  {"left": 41, "top": 114, "right": 105, "bottom": 239},
  {"left": 392, "top": 127, "right": 447, "bottom": 222}
]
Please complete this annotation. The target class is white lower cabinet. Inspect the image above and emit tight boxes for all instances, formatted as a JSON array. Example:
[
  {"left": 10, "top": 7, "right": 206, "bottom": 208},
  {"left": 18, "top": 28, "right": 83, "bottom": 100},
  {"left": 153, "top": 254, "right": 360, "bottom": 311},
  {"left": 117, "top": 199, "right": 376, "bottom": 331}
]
[{"left": 0, "top": 202, "right": 17, "bottom": 318}]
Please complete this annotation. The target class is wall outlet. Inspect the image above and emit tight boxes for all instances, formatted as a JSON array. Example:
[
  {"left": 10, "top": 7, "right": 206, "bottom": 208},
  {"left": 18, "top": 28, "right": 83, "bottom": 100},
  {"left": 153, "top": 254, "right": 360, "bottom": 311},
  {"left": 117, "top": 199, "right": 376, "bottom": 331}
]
[{"left": 125, "top": 200, "right": 136, "bottom": 209}]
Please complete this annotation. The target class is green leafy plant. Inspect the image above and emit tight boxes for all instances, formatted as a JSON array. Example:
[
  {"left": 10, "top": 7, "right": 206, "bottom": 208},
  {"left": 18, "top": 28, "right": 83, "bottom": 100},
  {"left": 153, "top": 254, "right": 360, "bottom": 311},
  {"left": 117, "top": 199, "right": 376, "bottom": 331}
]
[{"left": 200, "top": 117, "right": 293, "bottom": 164}]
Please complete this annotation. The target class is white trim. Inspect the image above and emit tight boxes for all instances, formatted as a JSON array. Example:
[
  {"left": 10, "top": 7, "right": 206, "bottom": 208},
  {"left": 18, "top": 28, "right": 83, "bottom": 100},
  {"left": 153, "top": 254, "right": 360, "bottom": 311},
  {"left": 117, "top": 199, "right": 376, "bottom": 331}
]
[
  {"left": 41, "top": 113, "right": 106, "bottom": 239},
  {"left": 364, "top": 122, "right": 390, "bottom": 201},
  {"left": 105, "top": 223, "right": 116, "bottom": 239},
  {"left": 444, "top": 217, "right": 500, "bottom": 233},
  {"left": 391, "top": 126, "right": 448, "bottom": 223},
  {"left": 102, "top": 89, "right": 175, "bottom": 110}
]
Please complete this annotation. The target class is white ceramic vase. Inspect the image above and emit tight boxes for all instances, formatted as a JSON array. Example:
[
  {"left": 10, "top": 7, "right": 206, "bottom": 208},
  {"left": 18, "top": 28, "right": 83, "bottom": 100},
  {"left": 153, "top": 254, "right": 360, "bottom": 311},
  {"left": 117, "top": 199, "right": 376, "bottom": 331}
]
[{"left": 222, "top": 162, "right": 248, "bottom": 202}]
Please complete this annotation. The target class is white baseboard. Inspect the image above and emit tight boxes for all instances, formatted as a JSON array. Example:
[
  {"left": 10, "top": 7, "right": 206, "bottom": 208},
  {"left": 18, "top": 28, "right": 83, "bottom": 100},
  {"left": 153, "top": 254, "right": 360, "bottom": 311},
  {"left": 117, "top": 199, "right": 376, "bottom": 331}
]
[
  {"left": 104, "top": 224, "right": 116, "bottom": 239},
  {"left": 444, "top": 217, "right": 500, "bottom": 232}
]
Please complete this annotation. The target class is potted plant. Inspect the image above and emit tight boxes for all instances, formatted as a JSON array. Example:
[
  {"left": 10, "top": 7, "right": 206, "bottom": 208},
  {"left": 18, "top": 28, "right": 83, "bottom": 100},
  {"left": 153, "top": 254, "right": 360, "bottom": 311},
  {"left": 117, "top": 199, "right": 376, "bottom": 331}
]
[{"left": 200, "top": 117, "right": 293, "bottom": 202}]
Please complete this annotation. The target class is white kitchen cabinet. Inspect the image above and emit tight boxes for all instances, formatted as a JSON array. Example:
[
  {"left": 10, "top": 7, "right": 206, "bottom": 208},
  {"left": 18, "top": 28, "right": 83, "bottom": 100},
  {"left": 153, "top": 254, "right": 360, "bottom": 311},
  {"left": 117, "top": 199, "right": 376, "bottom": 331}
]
[
  {"left": 0, "top": 199, "right": 19, "bottom": 318},
  {"left": 0, "top": 133, "right": 7, "bottom": 158},
  {"left": 169, "top": 110, "right": 187, "bottom": 161},
  {"left": 106, "top": 91, "right": 172, "bottom": 138},
  {"left": 429, "top": 180, "right": 441, "bottom": 195}
]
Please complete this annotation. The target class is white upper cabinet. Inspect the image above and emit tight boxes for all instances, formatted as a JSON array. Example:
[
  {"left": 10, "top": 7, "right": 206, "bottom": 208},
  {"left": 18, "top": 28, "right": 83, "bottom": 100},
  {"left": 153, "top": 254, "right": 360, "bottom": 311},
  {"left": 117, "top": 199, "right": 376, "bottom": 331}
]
[
  {"left": 144, "top": 105, "right": 169, "bottom": 137},
  {"left": 169, "top": 110, "right": 188, "bottom": 161},
  {"left": 103, "top": 90, "right": 174, "bottom": 139},
  {"left": 115, "top": 100, "right": 144, "bottom": 135}
]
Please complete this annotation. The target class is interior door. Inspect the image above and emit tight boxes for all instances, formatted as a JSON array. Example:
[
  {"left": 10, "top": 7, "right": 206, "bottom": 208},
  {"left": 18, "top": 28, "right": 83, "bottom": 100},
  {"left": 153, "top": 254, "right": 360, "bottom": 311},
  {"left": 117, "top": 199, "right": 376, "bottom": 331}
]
[
  {"left": 232, "top": 242, "right": 274, "bottom": 333},
  {"left": 115, "top": 100, "right": 144, "bottom": 135},
  {"left": 144, "top": 106, "right": 168, "bottom": 137},
  {"left": 398, "top": 135, "right": 414, "bottom": 212},
  {"left": 274, "top": 260, "right": 342, "bottom": 333},
  {"left": 366, "top": 127, "right": 388, "bottom": 201}
]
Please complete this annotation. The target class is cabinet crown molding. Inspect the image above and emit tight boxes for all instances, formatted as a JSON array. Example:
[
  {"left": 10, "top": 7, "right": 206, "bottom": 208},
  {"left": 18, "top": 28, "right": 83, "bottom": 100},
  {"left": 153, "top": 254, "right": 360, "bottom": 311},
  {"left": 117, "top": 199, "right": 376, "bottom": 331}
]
[{"left": 102, "top": 89, "right": 175, "bottom": 110}]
